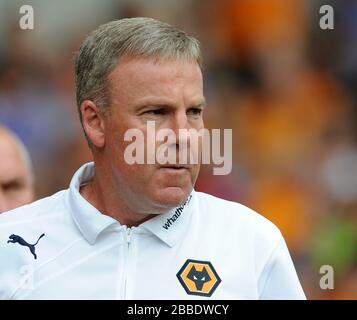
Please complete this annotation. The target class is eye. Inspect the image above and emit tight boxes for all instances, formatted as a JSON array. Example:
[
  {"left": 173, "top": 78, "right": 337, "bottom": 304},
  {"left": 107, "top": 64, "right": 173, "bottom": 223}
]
[
  {"left": 193, "top": 276, "right": 198, "bottom": 280},
  {"left": 144, "top": 109, "right": 165, "bottom": 116},
  {"left": 186, "top": 107, "right": 203, "bottom": 116},
  {"left": 3, "top": 181, "right": 22, "bottom": 192},
  {"left": 201, "top": 277, "right": 205, "bottom": 281}
]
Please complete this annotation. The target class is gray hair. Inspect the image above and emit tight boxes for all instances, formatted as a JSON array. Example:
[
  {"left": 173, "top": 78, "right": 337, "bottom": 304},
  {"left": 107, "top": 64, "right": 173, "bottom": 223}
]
[{"left": 74, "top": 17, "right": 202, "bottom": 118}]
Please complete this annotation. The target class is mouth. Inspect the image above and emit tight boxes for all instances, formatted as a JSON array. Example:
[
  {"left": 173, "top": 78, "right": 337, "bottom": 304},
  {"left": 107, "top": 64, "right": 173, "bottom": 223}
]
[{"left": 159, "top": 164, "right": 190, "bottom": 170}]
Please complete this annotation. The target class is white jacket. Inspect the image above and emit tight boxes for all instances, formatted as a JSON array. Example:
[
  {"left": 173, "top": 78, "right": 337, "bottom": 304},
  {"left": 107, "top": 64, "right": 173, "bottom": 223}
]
[{"left": 0, "top": 162, "right": 305, "bottom": 300}]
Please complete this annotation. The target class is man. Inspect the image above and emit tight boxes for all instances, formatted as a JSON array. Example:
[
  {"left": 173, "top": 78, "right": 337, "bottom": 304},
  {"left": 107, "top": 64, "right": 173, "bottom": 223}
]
[
  {"left": 0, "top": 18, "right": 305, "bottom": 299},
  {"left": 0, "top": 126, "right": 34, "bottom": 213}
]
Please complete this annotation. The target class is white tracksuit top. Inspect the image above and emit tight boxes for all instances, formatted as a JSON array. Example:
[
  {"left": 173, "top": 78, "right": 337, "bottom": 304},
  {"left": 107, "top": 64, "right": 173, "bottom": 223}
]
[{"left": 0, "top": 162, "right": 306, "bottom": 300}]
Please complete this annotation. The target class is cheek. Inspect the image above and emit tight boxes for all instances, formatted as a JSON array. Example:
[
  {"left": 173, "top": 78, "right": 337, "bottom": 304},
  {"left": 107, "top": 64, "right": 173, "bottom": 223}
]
[
  {"left": 106, "top": 117, "right": 145, "bottom": 157},
  {"left": 9, "top": 187, "right": 33, "bottom": 206},
  {"left": 105, "top": 124, "right": 128, "bottom": 161},
  {"left": 20, "top": 188, "right": 34, "bottom": 204}
]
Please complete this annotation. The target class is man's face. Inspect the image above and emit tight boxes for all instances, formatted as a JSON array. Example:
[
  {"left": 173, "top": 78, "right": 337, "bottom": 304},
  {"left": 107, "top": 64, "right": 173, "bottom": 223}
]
[
  {"left": 0, "top": 131, "right": 34, "bottom": 213},
  {"left": 103, "top": 57, "right": 204, "bottom": 214}
]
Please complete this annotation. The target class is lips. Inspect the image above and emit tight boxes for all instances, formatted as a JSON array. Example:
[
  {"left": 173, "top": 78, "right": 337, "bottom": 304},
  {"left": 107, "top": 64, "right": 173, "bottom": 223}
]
[{"left": 160, "top": 164, "right": 190, "bottom": 170}]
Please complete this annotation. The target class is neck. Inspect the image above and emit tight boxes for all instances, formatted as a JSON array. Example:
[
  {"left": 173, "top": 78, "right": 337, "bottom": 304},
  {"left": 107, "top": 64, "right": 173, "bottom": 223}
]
[{"left": 80, "top": 172, "right": 154, "bottom": 228}]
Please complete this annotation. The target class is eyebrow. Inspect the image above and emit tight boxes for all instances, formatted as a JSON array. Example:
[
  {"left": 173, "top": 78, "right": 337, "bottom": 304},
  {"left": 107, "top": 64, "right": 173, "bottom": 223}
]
[
  {"left": 135, "top": 97, "right": 206, "bottom": 111},
  {"left": 194, "top": 98, "right": 206, "bottom": 108}
]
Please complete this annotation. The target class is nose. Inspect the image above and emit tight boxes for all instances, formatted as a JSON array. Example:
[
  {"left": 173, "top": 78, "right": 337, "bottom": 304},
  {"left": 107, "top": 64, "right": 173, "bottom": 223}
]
[
  {"left": 171, "top": 110, "right": 188, "bottom": 136},
  {"left": 170, "top": 111, "right": 190, "bottom": 145},
  {"left": 167, "top": 111, "right": 201, "bottom": 165}
]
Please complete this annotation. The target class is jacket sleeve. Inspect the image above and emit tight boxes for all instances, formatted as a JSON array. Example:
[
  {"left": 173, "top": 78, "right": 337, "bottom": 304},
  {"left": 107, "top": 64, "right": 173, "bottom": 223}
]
[{"left": 258, "top": 237, "right": 306, "bottom": 300}]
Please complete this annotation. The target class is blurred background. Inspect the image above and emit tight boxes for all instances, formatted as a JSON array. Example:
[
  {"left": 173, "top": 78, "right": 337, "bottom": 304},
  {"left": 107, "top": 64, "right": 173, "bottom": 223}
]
[{"left": 0, "top": 0, "right": 356, "bottom": 299}]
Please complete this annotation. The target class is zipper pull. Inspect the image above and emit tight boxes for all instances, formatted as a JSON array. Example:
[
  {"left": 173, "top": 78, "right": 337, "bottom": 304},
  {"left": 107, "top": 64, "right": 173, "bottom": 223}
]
[{"left": 126, "top": 227, "right": 132, "bottom": 244}]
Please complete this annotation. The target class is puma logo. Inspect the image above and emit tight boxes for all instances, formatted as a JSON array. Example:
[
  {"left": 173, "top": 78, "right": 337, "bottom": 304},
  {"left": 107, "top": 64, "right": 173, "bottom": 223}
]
[
  {"left": 187, "top": 265, "right": 211, "bottom": 291},
  {"left": 7, "top": 233, "right": 45, "bottom": 260}
]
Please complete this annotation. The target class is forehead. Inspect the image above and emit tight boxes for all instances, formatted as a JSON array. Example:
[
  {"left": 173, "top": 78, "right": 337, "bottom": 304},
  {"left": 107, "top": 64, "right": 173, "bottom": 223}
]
[
  {"left": 108, "top": 57, "right": 203, "bottom": 105},
  {"left": 0, "top": 132, "right": 27, "bottom": 182}
]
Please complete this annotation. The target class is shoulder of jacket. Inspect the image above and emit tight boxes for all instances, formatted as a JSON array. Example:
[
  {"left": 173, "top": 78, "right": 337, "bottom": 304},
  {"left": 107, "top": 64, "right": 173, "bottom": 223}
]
[
  {"left": 195, "top": 191, "right": 282, "bottom": 239},
  {"left": 0, "top": 189, "right": 67, "bottom": 226}
]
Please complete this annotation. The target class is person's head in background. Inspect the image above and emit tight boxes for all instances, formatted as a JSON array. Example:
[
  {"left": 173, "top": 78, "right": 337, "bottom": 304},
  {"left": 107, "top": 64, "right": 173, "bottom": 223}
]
[{"left": 0, "top": 126, "right": 34, "bottom": 213}]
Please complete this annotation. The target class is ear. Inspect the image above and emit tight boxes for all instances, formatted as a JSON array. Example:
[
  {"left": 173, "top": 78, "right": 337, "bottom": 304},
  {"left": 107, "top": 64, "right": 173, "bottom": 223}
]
[{"left": 80, "top": 100, "right": 106, "bottom": 148}]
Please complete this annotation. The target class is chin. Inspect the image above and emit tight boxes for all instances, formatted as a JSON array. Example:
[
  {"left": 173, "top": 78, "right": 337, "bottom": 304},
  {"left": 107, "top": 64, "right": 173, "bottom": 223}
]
[{"left": 154, "top": 186, "right": 192, "bottom": 209}]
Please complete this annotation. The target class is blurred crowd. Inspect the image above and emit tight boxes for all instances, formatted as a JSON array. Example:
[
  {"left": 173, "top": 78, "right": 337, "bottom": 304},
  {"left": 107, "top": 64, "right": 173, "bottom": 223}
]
[{"left": 0, "top": 0, "right": 356, "bottom": 299}]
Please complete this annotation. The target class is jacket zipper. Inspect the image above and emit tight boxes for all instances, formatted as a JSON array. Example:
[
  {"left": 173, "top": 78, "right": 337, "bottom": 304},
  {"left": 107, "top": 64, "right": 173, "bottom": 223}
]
[
  {"left": 126, "top": 227, "right": 132, "bottom": 247},
  {"left": 123, "top": 227, "right": 132, "bottom": 299}
]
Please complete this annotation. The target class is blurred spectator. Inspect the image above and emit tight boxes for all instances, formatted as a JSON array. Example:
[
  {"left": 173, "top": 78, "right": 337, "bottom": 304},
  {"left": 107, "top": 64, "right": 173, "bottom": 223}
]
[{"left": 0, "top": 126, "right": 34, "bottom": 213}]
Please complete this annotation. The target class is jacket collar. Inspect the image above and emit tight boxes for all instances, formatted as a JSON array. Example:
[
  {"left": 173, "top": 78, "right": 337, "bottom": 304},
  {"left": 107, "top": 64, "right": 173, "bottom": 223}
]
[{"left": 67, "top": 162, "right": 195, "bottom": 247}]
